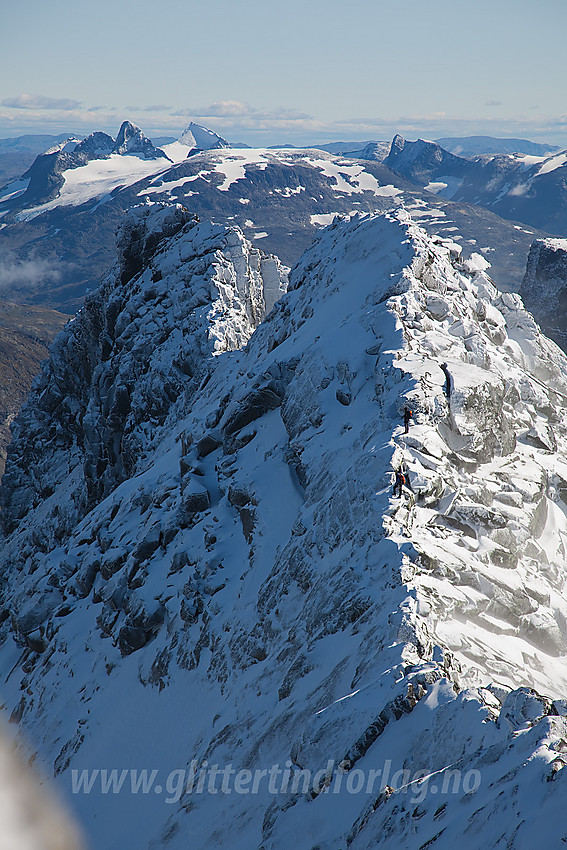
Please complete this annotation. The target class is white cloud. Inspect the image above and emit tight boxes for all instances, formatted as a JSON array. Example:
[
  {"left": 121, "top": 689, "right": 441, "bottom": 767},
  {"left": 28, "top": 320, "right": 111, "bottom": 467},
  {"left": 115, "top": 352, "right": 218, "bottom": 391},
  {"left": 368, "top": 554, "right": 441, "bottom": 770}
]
[
  {"left": 173, "top": 101, "right": 315, "bottom": 129},
  {"left": 2, "top": 94, "right": 81, "bottom": 111},
  {"left": 125, "top": 104, "right": 172, "bottom": 113},
  {"left": 0, "top": 254, "right": 68, "bottom": 291}
]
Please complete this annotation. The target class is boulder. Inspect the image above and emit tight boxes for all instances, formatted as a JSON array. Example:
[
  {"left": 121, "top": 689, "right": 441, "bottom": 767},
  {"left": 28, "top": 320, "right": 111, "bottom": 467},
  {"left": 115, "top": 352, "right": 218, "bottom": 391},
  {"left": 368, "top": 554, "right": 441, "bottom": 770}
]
[
  {"left": 118, "top": 625, "right": 147, "bottom": 655},
  {"left": 223, "top": 385, "right": 284, "bottom": 435},
  {"left": 197, "top": 432, "right": 223, "bottom": 457}
]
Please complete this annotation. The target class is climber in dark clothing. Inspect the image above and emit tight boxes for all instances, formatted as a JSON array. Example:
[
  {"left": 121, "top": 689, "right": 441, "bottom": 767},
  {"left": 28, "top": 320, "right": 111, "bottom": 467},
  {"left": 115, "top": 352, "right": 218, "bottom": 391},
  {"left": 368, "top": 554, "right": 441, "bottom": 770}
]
[
  {"left": 440, "top": 362, "right": 452, "bottom": 400},
  {"left": 403, "top": 407, "right": 413, "bottom": 433},
  {"left": 393, "top": 468, "right": 406, "bottom": 498}
]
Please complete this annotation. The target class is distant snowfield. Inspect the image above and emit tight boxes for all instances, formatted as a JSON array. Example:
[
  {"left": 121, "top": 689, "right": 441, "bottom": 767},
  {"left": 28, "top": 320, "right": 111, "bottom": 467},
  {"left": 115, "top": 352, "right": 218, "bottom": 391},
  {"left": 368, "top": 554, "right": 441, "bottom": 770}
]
[
  {"left": 536, "top": 151, "right": 567, "bottom": 176},
  {"left": 512, "top": 154, "right": 544, "bottom": 170},
  {"left": 4, "top": 144, "right": 406, "bottom": 236},
  {"left": 310, "top": 213, "right": 340, "bottom": 227},
  {"left": 142, "top": 173, "right": 203, "bottom": 196},
  {"left": 16, "top": 154, "right": 176, "bottom": 221},
  {"left": 308, "top": 157, "right": 403, "bottom": 197},
  {"left": 0, "top": 178, "right": 30, "bottom": 204},
  {"left": 138, "top": 148, "right": 405, "bottom": 200},
  {"left": 424, "top": 176, "right": 464, "bottom": 199}
]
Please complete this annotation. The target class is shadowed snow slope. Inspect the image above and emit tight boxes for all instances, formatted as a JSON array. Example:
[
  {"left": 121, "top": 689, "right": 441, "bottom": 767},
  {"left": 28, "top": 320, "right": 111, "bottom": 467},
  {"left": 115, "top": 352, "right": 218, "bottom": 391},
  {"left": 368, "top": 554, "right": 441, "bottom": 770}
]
[{"left": 1, "top": 209, "right": 567, "bottom": 849}]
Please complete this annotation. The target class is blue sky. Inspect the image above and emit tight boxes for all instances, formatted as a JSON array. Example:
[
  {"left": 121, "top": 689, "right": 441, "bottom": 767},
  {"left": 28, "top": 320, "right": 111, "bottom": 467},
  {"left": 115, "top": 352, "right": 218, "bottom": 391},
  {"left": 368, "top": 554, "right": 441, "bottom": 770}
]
[{"left": 1, "top": 0, "right": 566, "bottom": 145}]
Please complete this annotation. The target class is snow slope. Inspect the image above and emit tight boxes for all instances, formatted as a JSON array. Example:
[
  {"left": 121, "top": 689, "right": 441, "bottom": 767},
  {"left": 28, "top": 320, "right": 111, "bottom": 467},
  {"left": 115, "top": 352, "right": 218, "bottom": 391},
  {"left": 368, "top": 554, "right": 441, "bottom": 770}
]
[
  {"left": 14, "top": 155, "right": 175, "bottom": 219},
  {"left": 1, "top": 208, "right": 567, "bottom": 849}
]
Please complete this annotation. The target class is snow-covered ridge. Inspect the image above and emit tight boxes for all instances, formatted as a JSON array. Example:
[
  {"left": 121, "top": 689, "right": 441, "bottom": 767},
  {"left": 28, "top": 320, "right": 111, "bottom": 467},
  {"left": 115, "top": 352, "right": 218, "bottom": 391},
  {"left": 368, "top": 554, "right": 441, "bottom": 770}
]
[{"left": 1, "top": 209, "right": 567, "bottom": 848}]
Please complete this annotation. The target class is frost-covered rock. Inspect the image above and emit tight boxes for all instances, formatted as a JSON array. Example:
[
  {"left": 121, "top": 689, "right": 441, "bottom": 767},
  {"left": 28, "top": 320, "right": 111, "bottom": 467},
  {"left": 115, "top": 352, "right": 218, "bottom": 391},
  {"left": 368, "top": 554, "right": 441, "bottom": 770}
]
[{"left": 1, "top": 209, "right": 567, "bottom": 849}]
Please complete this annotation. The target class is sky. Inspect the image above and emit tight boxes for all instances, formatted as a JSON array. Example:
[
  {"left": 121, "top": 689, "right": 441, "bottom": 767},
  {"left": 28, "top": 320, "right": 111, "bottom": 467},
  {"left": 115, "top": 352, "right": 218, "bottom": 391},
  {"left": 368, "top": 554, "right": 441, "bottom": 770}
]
[{"left": 1, "top": 0, "right": 566, "bottom": 147}]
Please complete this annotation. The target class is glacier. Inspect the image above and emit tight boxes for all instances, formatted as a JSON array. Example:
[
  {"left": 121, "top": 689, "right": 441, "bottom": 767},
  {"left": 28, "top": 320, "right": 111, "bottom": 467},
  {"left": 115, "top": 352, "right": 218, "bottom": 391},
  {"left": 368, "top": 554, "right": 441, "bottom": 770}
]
[{"left": 0, "top": 205, "right": 566, "bottom": 848}]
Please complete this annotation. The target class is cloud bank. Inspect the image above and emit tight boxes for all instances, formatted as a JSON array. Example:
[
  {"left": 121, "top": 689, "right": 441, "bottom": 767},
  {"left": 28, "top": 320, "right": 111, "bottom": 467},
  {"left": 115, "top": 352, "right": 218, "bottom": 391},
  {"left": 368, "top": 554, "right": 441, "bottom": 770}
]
[
  {"left": 0, "top": 255, "right": 66, "bottom": 292},
  {"left": 2, "top": 94, "right": 82, "bottom": 111},
  {"left": 0, "top": 93, "right": 566, "bottom": 147}
]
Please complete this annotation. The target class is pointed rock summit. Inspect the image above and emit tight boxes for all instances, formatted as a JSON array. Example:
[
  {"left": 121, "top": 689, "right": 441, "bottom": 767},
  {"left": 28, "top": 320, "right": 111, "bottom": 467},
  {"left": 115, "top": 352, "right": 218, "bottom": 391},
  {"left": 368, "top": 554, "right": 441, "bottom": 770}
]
[
  {"left": 385, "top": 134, "right": 469, "bottom": 187},
  {"left": 178, "top": 121, "right": 230, "bottom": 151},
  {"left": 113, "top": 121, "right": 170, "bottom": 160}
]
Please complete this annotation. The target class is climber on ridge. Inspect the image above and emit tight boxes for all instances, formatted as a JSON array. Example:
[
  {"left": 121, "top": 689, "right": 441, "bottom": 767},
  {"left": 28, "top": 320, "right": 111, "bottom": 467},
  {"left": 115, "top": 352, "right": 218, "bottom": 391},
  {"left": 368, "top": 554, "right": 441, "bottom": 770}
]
[
  {"left": 403, "top": 407, "right": 413, "bottom": 434},
  {"left": 393, "top": 467, "right": 407, "bottom": 498},
  {"left": 440, "top": 362, "right": 452, "bottom": 401}
]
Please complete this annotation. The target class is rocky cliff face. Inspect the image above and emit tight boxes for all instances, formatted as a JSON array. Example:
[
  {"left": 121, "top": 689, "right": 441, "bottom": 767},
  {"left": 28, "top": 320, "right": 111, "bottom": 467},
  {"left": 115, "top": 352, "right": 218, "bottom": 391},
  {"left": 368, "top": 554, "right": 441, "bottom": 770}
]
[
  {"left": 0, "top": 210, "right": 566, "bottom": 849},
  {"left": 521, "top": 237, "right": 567, "bottom": 348},
  {"left": 1, "top": 202, "right": 287, "bottom": 534},
  {"left": 0, "top": 300, "right": 68, "bottom": 480}
]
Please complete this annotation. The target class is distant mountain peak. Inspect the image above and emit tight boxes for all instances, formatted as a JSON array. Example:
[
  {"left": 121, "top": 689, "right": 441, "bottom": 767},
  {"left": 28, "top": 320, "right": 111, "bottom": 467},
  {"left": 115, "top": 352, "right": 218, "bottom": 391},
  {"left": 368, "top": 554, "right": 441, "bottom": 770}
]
[
  {"left": 74, "top": 131, "right": 114, "bottom": 158},
  {"left": 385, "top": 135, "right": 464, "bottom": 184},
  {"left": 435, "top": 136, "right": 560, "bottom": 158},
  {"left": 390, "top": 133, "right": 406, "bottom": 155},
  {"left": 178, "top": 121, "right": 230, "bottom": 151},
  {"left": 113, "top": 121, "right": 171, "bottom": 160}
]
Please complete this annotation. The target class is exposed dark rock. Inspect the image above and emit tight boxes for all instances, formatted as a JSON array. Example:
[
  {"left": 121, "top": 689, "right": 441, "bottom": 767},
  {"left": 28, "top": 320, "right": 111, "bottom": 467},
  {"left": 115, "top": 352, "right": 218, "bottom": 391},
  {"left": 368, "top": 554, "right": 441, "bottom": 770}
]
[
  {"left": 74, "top": 559, "right": 100, "bottom": 598},
  {"left": 197, "top": 432, "right": 223, "bottom": 457},
  {"left": 521, "top": 238, "right": 567, "bottom": 349},
  {"left": 133, "top": 525, "right": 162, "bottom": 563},
  {"left": 223, "top": 385, "right": 284, "bottom": 435},
  {"left": 118, "top": 625, "right": 148, "bottom": 655},
  {"left": 227, "top": 486, "right": 252, "bottom": 508},
  {"left": 336, "top": 389, "right": 352, "bottom": 406},
  {"left": 385, "top": 135, "right": 466, "bottom": 186},
  {"left": 180, "top": 486, "right": 211, "bottom": 516},
  {"left": 113, "top": 121, "right": 171, "bottom": 161}
]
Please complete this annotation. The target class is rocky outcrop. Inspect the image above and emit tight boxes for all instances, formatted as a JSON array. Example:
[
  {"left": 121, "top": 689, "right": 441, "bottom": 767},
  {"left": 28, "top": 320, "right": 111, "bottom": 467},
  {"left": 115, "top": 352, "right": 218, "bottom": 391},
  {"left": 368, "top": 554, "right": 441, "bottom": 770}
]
[
  {"left": 521, "top": 237, "right": 567, "bottom": 348},
  {"left": 113, "top": 121, "right": 171, "bottom": 160},
  {"left": 0, "top": 300, "right": 68, "bottom": 480},
  {"left": 0, "top": 203, "right": 287, "bottom": 533},
  {"left": 74, "top": 131, "right": 114, "bottom": 158}
]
